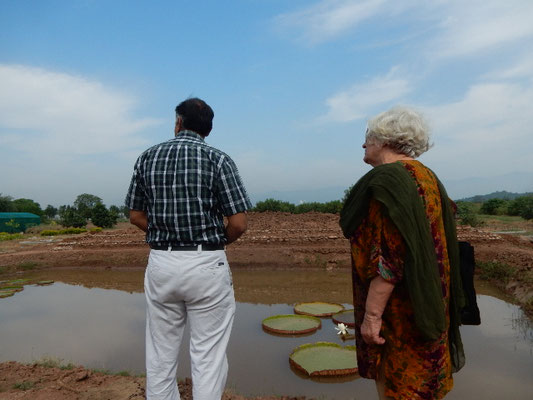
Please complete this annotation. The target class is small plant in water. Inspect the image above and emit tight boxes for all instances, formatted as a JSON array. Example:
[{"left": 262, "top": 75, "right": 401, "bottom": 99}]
[
  {"left": 18, "top": 261, "right": 38, "bottom": 271},
  {"left": 478, "top": 261, "right": 517, "bottom": 282}
]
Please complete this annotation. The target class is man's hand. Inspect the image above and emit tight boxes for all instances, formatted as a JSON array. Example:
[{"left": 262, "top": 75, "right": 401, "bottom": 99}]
[
  {"left": 225, "top": 212, "right": 247, "bottom": 244},
  {"left": 129, "top": 210, "right": 148, "bottom": 232}
]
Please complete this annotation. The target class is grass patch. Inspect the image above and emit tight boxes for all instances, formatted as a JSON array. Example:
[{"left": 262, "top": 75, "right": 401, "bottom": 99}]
[
  {"left": 90, "top": 368, "right": 111, "bottom": 375},
  {"left": 304, "top": 255, "right": 327, "bottom": 268},
  {"left": 34, "top": 356, "right": 74, "bottom": 370},
  {"left": 13, "top": 381, "right": 35, "bottom": 391},
  {"left": 479, "top": 214, "right": 525, "bottom": 223},
  {"left": 477, "top": 261, "right": 517, "bottom": 282},
  {"left": 0, "top": 232, "right": 24, "bottom": 241},
  {"left": 18, "top": 261, "right": 38, "bottom": 271},
  {"left": 40, "top": 227, "right": 87, "bottom": 236}
]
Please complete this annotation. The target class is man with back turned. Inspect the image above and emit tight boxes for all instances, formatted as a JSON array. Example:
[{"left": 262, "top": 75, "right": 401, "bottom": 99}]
[{"left": 126, "top": 97, "right": 251, "bottom": 400}]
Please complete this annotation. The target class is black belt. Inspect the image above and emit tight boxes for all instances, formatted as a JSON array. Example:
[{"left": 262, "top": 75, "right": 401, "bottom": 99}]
[{"left": 149, "top": 243, "right": 225, "bottom": 251}]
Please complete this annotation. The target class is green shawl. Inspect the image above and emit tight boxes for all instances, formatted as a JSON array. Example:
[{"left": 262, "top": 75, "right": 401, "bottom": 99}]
[{"left": 340, "top": 162, "right": 465, "bottom": 372}]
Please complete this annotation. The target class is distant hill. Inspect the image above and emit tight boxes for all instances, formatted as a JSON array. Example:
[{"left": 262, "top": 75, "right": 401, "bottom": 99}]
[{"left": 457, "top": 191, "right": 533, "bottom": 203}]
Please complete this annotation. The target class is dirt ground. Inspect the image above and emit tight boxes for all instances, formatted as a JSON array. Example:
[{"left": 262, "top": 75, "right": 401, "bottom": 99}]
[
  {"left": 0, "top": 212, "right": 532, "bottom": 399},
  {"left": 0, "top": 361, "right": 308, "bottom": 400}
]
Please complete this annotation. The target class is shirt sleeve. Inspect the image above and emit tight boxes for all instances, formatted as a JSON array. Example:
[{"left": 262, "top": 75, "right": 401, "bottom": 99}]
[
  {"left": 368, "top": 199, "right": 406, "bottom": 284},
  {"left": 215, "top": 156, "right": 252, "bottom": 216},
  {"left": 125, "top": 156, "right": 147, "bottom": 211}
]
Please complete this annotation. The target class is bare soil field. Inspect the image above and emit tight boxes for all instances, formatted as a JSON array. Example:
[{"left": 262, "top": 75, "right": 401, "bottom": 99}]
[{"left": 0, "top": 212, "right": 532, "bottom": 399}]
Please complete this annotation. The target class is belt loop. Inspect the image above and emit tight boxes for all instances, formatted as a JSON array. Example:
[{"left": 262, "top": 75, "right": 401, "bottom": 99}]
[{"left": 197, "top": 244, "right": 202, "bottom": 254}]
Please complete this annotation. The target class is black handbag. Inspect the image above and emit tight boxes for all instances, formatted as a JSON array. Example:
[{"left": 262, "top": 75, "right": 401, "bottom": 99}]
[{"left": 458, "top": 241, "right": 481, "bottom": 325}]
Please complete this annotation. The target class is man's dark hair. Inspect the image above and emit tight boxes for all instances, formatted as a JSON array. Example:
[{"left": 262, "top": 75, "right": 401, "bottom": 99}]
[{"left": 175, "top": 98, "right": 214, "bottom": 137}]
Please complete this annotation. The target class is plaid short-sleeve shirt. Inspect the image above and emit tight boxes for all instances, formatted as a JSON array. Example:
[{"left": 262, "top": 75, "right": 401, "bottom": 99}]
[{"left": 125, "top": 130, "right": 252, "bottom": 245}]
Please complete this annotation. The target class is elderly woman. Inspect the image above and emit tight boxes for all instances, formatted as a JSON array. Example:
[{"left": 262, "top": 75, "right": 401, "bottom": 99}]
[{"left": 340, "top": 107, "right": 465, "bottom": 400}]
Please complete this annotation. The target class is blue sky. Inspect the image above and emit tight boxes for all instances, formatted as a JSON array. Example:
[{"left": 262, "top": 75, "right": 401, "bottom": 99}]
[{"left": 1, "top": 0, "right": 532, "bottom": 207}]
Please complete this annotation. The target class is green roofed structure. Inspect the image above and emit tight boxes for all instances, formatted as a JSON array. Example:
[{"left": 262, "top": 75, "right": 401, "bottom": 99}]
[{"left": 0, "top": 213, "right": 41, "bottom": 233}]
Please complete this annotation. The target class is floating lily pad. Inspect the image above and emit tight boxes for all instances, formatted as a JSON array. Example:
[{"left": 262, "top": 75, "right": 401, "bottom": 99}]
[
  {"left": 36, "top": 280, "right": 54, "bottom": 286},
  {"left": 7, "top": 279, "right": 29, "bottom": 284},
  {"left": 0, "top": 286, "right": 23, "bottom": 292},
  {"left": 289, "top": 342, "right": 358, "bottom": 376},
  {"left": 332, "top": 309, "right": 355, "bottom": 328},
  {"left": 0, "top": 290, "right": 16, "bottom": 298},
  {"left": 262, "top": 314, "right": 321, "bottom": 335},
  {"left": 294, "top": 302, "right": 344, "bottom": 317}
]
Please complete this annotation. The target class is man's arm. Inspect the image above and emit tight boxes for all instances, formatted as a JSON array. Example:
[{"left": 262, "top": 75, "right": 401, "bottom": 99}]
[
  {"left": 130, "top": 210, "right": 148, "bottom": 232},
  {"left": 225, "top": 212, "right": 247, "bottom": 244}
]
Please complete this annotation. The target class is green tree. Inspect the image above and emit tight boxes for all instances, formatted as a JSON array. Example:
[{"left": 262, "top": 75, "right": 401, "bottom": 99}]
[
  {"left": 480, "top": 198, "right": 508, "bottom": 215},
  {"left": 11, "top": 198, "right": 43, "bottom": 216},
  {"left": 0, "top": 194, "right": 14, "bottom": 212},
  {"left": 44, "top": 205, "right": 58, "bottom": 219},
  {"left": 121, "top": 206, "right": 130, "bottom": 219},
  {"left": 58, "top": 205, "right": 68, "bottom": 218},
  {"left": 322, "top": 200, "right": 343, "bottom": 214},
  {"left": 342, "top": 184, "right": 355, "bottom": 204},
  {"left": 456, "top": 201, "right": 481, "bottom": 227},
  {"left": 91, "top": 204, "right": 117, "bottom": 228},
  {"left": 295, "top": 202, "right": 322, "bottom": 214},
  {"left": 109, "top": 205, "right": 121, "bottom": 219},
  {"left": 74, "top": 193, "right": 103, "bottom": 219},
  {"left": 507, "top": 196, "right": 533, "bottom": 217},
  {"left": 60, "top": 206, "right": 86, "bottom": 228},
  {"left": 253, "top": 198, "right": 296, "bottom": 213},
  {"left": 516, "top": 197, "right": 533, "bottom": 220}
]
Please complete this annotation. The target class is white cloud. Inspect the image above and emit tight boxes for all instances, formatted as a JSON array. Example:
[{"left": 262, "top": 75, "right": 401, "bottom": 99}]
[
  {"left": 422, "top": 80, "right": 533, "bottom": 180},
  {"left": 319, "top": 68, "right": 411, "bottom": 122},
  {"left": 273, "top": 0, "right": 389, "bottom": 44},
  {"left": 431, "top": 0, "right": 533, "bottom": 58},
  {"left": 485, "top": 53, "right": 533, "bottom": 80},
  {"left": 235, "top": 149, "right": 365, "bottom": 195},
  {"left": 0, "top": 64, "right": 161, "bottom": 156},
  {"left": 0, "top": 64, "right": 163, "bottom": 206},
  {"left": 275, "top": 0, "right": 533, "bottom": 60}
]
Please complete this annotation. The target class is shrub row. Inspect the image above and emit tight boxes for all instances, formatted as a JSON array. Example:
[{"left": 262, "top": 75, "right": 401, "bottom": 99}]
[
  {"left": 252, "top": 199, "right": 343, "bottom": 214},
  {"left": 0, "top": 232, "right": 24, "bottom": 241},
  {"left": 40, "top": 228, "right": 88, "bottom": 236}
]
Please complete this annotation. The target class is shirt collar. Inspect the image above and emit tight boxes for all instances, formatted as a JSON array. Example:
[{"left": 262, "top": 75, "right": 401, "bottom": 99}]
[{"left": 176, "top": 129, "right": 205, "bottom": 142}]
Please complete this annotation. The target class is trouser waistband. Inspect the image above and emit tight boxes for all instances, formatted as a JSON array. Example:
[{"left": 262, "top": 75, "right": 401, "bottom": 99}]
[{"left": 149, "top": 243, "right": 225, "bottom": 251}]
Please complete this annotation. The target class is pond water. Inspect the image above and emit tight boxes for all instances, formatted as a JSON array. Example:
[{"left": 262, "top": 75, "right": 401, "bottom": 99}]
[{"left": 0, "top": 268, "right": 532, "bottom": 399}]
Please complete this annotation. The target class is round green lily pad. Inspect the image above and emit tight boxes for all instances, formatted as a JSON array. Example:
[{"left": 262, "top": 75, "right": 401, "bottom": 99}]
[
  {"left": 36, "top": 280, "right": 54, "bottom": 285},
  {"left": 332, "top": 309, "right": 355, "bottom": 328},
  {"left": 0, "top": 290, "right": 16, "bottom": 298},
  {"left": 7, "top": 279, "right": 29, "bottom": 284},
  {"left": 0, "top": 286, "right": 23, "bottom": 292},
  {"left": 262, "top": 314, "right": 321, "bottom": 335},
  {"left": 289, "top": 342, "right": 358, "bottom": 376},
  {"left": 294, "top": 302, "right": 344, "bottom": 317}
]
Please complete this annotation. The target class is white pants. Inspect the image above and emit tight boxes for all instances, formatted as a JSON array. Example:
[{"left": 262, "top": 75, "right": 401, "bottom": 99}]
[{"left": 144, "top": 248, "right": 235, "bottom": 400}]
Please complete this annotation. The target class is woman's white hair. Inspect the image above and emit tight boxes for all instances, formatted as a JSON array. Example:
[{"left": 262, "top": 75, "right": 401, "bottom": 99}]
[{"left": 366, "top": 106, "right": 432, "bottom": 158}]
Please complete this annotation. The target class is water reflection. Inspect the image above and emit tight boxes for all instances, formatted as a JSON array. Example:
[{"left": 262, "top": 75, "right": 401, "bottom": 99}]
[{"left": 0, "top": 269, "right": 531, "bottom": 399}]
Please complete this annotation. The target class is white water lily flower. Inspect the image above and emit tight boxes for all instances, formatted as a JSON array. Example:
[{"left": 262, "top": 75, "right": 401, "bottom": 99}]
[{"left": 335, "top": 323, "right": 348, "bottom": 335}]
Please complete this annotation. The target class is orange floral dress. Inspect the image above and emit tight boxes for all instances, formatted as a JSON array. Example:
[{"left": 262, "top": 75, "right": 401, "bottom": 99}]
[{"left": 350, "top": 160, "right": 453, "bottom": 400}]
